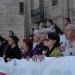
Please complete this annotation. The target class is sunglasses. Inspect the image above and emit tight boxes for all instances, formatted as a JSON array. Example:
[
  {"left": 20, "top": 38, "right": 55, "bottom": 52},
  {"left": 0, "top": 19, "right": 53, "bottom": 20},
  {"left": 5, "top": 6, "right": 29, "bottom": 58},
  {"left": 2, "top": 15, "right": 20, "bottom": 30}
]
[{"left": 46, "top": 38, "right": 50, "bottom": 41}]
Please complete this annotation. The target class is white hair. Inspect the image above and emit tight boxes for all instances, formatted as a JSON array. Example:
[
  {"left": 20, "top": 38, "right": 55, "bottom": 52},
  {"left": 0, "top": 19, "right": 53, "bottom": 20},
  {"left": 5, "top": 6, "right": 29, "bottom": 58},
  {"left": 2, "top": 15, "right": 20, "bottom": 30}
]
[
  {"left": 34, "top": 30, "right": 41, "bottom": 37},
  {"left": 41, "top": 29, "right": 51, "bottom": 34},
  {"left": 5, "top": 30, "right": 14, "bottom": 36},
  {"left": 71, "top": 24, "right": 75, "bottom": 31}
]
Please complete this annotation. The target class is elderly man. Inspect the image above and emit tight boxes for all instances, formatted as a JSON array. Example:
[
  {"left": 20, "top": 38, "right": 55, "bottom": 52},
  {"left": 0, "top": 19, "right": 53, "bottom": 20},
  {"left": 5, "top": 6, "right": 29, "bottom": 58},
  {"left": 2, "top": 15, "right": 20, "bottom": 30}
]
[
  {"left": 32, "top": 30, "right": 45, "bottom": 61},
  {"left": 32, "top": 30, "right": 44, "bottom": 56},
  {"left": 40, "top": 29, "right": 51, "bottom": 45},
  {"left": 64, "top": 24, "right": 75, "bottom": 56}
]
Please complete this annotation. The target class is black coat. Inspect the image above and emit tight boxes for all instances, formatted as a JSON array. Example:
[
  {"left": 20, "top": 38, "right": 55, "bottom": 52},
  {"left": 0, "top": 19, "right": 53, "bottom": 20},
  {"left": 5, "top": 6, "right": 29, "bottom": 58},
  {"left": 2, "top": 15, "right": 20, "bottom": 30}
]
[
  {"left": 0, "top": 41, "right": 11, "bottom": 57},
  {"left": 5, "top": 45, "right": 22, "bottom": 62},
  {"left": 53, "top": 25, "right": 63, "bottom": 35},
  {"left": 32, "top": 42, "right": 48, "bottom": 56}
]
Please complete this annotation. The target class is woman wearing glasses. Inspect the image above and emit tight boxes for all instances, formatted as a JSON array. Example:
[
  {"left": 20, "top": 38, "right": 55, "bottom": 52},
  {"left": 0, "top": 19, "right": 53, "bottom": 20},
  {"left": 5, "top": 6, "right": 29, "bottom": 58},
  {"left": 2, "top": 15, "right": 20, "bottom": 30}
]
[
  {"left": 33, "top": 32, "right": 62, "bottom": 62},
  {"left": 44, "top": 32, "right": 62, "bottom": 57}
]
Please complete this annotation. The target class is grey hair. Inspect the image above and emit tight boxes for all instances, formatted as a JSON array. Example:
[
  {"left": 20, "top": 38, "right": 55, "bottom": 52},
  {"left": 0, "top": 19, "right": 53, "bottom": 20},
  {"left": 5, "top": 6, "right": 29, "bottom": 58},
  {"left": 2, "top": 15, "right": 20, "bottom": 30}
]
[
  {"left": 34, "top": 30, "right": 41, "bottom": 37},
  {"left": 69, "top": 24, "right": 75, "bottom": 31},
  {"left": 41, "top": 29, "right": 51, "bottom": 34},
  {"left": 71, "top": 24, "right": 75, "bottom": 31},
  {"left": 5, "top": 30, "right": 14, "bottom": 36}
]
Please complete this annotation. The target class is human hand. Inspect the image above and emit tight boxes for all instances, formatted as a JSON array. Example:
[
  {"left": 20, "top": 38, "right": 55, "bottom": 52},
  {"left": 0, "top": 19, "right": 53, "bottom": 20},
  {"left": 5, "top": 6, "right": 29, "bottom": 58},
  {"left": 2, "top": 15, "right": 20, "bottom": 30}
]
[
  {"left": 26, "top": 56, "right": 30, "bottom": 61},
  {"left": 32, "top": 55, "right": 39, "bottom": 62},
  {"left": 7, "top": 58, "right": 11, "bottom": 62},
  {"left": 38, "top": 55, "right": 45, "bottom": 62}
]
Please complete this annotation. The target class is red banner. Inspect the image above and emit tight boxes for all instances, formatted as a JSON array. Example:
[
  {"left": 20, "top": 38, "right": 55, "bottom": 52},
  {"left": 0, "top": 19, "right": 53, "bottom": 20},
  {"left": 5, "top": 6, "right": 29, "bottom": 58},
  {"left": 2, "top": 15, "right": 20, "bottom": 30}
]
[{"left": 0, "top": 72, "right": 5, "bottom": 75}]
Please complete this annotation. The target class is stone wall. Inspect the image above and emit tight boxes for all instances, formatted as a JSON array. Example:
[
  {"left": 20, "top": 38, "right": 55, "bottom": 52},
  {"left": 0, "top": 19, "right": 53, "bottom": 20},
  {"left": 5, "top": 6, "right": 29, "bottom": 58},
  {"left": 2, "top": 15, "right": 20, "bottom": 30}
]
[
  {"left": 30, "top": 0, "right": 75, "bottom": 31},
  {"left": 0, "top": 0, "right": 25, "bottom": 47},
  {"left": 0, "top": 0, "right": 75, "bottom": 46}
]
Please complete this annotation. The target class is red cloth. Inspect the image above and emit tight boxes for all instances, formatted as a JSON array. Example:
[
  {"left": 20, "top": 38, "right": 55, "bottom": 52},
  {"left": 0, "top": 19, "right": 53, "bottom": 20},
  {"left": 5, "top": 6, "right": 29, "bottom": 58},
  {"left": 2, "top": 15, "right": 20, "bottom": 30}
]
[{"left": 0, "top": 72, "right": 5, "bottom": 75}]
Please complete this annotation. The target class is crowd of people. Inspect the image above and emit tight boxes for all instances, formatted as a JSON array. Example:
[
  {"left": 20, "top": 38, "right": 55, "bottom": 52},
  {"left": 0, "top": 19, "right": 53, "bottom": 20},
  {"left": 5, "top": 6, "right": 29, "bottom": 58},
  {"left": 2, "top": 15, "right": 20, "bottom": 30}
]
[{"left": 0, "top": 18, "right": 75, "bottom": 62}]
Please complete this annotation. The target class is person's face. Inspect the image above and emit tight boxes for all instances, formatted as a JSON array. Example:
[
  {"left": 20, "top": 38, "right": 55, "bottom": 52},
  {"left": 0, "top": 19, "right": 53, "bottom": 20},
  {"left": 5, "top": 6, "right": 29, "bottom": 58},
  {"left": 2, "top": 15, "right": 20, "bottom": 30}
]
[
  {"left": 46, "top": 21, "right": 49, "bottom": 27},
  {"left": 29, "top": 28, "right": 33, "bottom": 34},
  {"left": 45, "top": 35, "right": 56, "bottom": 48},
  {"left": 33, "top": 34, "right": 40, "bottom": 42},
  {"left": 40, "top": 33, "right": 47, "bottom": 41},
  {"left": 65, "top": 25, "right": 75, "bottom": 40},
  {"left": 22, "top": 42, "right": 28, "bottom": 51},
  {"left": 64, "top": 19, "right": 68, "bottom": 26},
  {"left": 5, "top": 33, "right": 9, "bottom": 41},
  {"left": 8, "top": 37, "right": 15, "bottom": 46}
]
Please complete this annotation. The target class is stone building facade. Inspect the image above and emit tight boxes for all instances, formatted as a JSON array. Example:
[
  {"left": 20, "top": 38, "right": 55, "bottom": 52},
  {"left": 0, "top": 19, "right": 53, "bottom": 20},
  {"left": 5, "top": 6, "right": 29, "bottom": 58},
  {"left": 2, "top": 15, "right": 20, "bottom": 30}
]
[
  {"left": 0, "top": 0, "right": 26, "bottom": 46},
  {"left": 0, "top": 0, "right": 75, "bottom": 46},
  {"left": 30, "top": 0, "right": 75, "bottom": 31}
]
